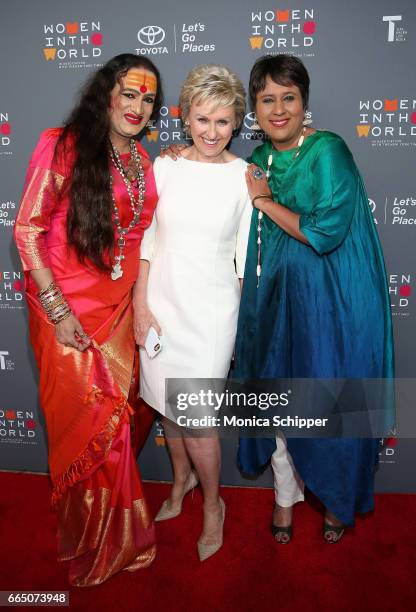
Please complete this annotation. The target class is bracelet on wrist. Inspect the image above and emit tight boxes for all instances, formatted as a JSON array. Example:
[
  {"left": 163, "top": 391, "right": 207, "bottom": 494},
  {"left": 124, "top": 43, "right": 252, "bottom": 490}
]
[
  {"left": 252, "top": 194, "right": 272, "bottom": 206},
  {"left": 38, "top": 281, "right": 72, "bottom": 325}
]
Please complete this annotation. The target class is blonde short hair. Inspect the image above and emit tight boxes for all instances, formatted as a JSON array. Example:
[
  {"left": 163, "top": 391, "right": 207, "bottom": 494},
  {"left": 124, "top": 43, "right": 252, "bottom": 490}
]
[{"left": 179, "top": 64, "right": 246, "bottom": 130}]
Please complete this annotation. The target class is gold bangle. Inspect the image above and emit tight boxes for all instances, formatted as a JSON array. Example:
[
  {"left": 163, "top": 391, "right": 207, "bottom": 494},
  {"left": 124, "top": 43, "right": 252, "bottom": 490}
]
[
  {"left": 38, "top": 280, "right": 72, "bottom": 324},
  {"left": 51, "top": 309, "right": 72, "bottom": 324},
  {"left": 49, "top": 304, "right": 72, "bottom": 324},
  {"left": 38, "top": 281, "right": 58, "bottom": 298},
  {"left": 252, "top": 194, "right": 272, "bottom": 206}
]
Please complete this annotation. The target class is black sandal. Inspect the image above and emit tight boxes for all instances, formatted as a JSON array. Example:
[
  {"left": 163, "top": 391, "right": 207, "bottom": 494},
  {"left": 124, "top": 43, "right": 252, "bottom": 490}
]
[
  {"left": 271, "top": 523, "right": 293, "bottom": 544},
  {"left": 323, "top": 522, "right": 345, "bottom": 543}
]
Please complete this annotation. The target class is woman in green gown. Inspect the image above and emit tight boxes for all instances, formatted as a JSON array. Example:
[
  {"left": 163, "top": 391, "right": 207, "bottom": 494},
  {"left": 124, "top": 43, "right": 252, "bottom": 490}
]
[{"left": 234, "top": 55, "right": 394, "bottom": 543}]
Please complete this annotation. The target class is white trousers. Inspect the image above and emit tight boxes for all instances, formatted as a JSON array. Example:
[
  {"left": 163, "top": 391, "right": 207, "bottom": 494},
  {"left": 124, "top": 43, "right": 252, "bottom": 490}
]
[{"left": 271, "top": 431, "right": 305, "bottom": 507}]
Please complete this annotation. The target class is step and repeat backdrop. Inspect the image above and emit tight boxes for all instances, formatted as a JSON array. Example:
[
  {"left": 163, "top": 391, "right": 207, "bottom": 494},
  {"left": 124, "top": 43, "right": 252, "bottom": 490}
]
[{"left": 0, "top": 0, "right": 415, "bottom": 491}]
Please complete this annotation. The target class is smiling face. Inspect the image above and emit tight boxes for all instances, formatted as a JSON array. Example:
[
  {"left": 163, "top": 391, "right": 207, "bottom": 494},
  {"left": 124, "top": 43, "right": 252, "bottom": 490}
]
[
  {"left": 185, "top": 99, "right": 236, "bottom": 163},
  {"left": 109, "top": 68, "right": 157, "bottom": 152},
  {"left": 255, "top": 75, "right": 305, "bottom": 150}
]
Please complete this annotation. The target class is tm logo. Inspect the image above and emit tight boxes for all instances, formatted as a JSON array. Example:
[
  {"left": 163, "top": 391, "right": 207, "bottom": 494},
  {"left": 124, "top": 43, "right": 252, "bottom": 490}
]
[
  {"left": 137, "top": 25, "right": 165, "bottom": 46},
  {"left": 383, "top": 15, "right": 402, "bottom": 41},
  {"left": 0, "top": 350, "right": 10, "bottom": 370}
]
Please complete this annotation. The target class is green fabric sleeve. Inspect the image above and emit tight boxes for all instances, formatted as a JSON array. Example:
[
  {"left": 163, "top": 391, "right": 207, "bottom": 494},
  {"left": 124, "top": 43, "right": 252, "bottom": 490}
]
[
  {"left": 299, "top": 138, "right": 358, "bottom": 255},
  {"left": 246, "top": 142, "right": 267, "bottom": 167}
]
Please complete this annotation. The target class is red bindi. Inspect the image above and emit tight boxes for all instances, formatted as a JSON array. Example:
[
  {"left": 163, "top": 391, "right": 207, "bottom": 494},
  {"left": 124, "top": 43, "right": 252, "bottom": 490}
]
[{"left": 140, "top": 84, "right": 148, "bottom": 93}]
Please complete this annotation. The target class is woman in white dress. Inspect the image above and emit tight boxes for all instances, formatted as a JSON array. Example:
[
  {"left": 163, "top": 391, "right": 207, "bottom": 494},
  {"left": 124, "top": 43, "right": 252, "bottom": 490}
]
[{"left": 133, "top": 65, "right": 252, "bottom": 561}]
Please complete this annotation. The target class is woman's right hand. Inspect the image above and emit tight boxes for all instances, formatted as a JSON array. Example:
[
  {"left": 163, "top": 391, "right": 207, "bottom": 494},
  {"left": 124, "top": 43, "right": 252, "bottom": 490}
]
[
  {"left": 160, "top": 143, "right": 189, "bottom": 160},
  {"left": 55, "top": 313, "right": 91, "bottom": 351},
  {"left": 133, "top": 302, "right": 161, "bottom": 346}
]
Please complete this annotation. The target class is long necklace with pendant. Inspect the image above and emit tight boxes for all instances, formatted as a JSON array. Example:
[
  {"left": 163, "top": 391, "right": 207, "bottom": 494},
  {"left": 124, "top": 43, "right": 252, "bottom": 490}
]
[
  {"left": 109, "top": 139, "right": 145, "bottom": 281},
  {"left": 256, "top": 127, "right": 306, "bottom": 288}
]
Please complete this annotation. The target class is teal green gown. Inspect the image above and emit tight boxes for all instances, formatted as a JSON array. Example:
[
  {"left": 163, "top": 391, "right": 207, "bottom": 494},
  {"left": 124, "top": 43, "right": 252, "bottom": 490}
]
[{"left": 234, "top": 131, "right": 394, "bottom": 525}]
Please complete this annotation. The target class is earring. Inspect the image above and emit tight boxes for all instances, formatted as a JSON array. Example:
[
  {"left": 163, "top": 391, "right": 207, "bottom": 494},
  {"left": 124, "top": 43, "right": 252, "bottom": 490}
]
[
  {"left": 303, "top": 110, "right": 313, "bottom": 126},
  {"left": 146, "top": 120, "right": 155, "bottom": 128},
  {"left": 251, "top": 114, "right": 262, "bottom": 130}
]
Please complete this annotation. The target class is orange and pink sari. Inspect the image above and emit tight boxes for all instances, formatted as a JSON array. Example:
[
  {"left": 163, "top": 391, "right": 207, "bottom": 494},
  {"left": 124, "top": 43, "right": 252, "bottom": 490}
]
[{"left": 14, "top": 128, "right": 157, "bottom": 586}]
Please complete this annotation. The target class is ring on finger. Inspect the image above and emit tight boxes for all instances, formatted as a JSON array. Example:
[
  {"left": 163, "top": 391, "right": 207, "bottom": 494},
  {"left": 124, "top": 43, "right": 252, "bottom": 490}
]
[{"left": 252, "top": 168, "right": 265, "bottom": 180}]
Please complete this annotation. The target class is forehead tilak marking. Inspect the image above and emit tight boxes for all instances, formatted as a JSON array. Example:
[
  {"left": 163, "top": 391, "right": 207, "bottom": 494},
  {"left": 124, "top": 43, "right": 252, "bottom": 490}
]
[{"left": 125, "top": 70, "right": 157, "bottom": 94}]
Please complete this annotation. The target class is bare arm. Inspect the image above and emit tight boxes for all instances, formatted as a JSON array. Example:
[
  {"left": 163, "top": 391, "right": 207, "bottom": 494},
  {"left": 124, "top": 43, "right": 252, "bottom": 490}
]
[
  {"left": 133, "top": 259, "right": 161, "bottom": 345},
  {"left": 133, "top": 259, "right": 149, "bottom": 305},
  {"left": 30, "top": 268, "right": 54, "bottom": 292}
]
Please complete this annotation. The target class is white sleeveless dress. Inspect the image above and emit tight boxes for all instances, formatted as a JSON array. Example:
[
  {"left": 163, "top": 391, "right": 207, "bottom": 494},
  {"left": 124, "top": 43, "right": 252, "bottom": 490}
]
[{"left": 139, "top": 155, "right": 252, "bottom": 417}]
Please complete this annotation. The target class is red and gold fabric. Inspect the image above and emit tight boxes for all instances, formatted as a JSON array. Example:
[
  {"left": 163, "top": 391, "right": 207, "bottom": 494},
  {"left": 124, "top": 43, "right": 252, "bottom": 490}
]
[{"left": 14, "top": 128, "right": 157, "bottom": 586}]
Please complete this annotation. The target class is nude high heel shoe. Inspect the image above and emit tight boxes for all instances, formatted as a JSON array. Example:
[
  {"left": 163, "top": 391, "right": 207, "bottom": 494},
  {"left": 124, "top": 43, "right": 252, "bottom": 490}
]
[
  {"left": 197, "top": 497, "right": 225, "bottom": 562},
  {"left": 155, "top": 469, "right": 199, "bottom": 522}
]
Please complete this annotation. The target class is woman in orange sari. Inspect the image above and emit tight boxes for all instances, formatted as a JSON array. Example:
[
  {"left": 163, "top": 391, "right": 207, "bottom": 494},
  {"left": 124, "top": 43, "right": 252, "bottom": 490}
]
[{"left": 14, "top": 54, "right": 162, "bottom": 586}]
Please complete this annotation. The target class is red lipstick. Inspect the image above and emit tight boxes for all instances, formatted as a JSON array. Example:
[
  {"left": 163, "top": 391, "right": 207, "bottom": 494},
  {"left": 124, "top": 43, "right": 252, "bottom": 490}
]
[{"left": 124, "top": 114, "right": 142, "bottom": 125}]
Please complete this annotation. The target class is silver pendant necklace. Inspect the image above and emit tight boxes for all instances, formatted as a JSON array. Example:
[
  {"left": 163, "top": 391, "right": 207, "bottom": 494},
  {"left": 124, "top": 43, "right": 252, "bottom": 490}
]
[
  {"left": 109, "top": 139, "right": 145, "bottom": 281},
  {"left": 256, "top": 127, "right": 306, "bottom": 288}
]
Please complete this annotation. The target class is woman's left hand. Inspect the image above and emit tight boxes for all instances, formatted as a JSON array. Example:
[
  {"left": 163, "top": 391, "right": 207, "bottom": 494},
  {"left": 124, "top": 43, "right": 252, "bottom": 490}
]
[{"left": 246, "top": 164, "right": 272, "bottom": 206}]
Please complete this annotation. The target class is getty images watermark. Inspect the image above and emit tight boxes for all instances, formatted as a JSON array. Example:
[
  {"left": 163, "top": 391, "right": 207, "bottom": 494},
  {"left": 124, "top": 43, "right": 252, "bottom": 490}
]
[
  {"left": 175, "top": 388, "right": 328, "bottom": 430},
  {"left": 165, "top": 378, "right": 398, "bottom": 438}
]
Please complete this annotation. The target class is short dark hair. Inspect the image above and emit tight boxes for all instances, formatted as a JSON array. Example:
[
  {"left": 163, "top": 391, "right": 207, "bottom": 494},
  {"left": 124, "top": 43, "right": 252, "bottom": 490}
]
[{"left": 249, "top": 55, "right": 310, "bottom": 110}]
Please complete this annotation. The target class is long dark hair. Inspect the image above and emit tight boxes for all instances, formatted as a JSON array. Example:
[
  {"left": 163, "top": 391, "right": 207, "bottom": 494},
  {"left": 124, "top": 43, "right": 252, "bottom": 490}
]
[{"left": 57, "top": 54, "right": 163, "bottom": 271}]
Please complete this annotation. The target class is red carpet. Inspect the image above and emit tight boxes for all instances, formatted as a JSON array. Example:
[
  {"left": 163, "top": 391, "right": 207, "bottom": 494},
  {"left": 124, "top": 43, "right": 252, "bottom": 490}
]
[{"left": 0, "top": 472, "right": 415, "bottom": 611}]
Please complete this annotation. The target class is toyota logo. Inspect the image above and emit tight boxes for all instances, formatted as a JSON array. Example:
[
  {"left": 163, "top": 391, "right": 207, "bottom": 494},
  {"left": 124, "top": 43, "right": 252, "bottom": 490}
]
[
  {"left": 137, "top": 25, "right": 166, "bottom": 46},
  {"left": 244, "top": 113, "right": 256, "bottom": 130}
]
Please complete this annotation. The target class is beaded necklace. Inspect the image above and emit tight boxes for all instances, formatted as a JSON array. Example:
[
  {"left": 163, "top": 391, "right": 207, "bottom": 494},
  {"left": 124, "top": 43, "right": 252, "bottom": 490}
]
[
  {"left": 109, "top": 139, "right": 145, "bottom": 280},
  {"left": 256, "top": 127, "right": 306, "bottom": 288}
]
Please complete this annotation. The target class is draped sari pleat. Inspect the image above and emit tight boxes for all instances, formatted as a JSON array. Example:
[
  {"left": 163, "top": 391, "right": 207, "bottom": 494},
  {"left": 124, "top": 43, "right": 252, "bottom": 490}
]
[{"left": 15, "top": 128, "right": 157, "bottom": 586}]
